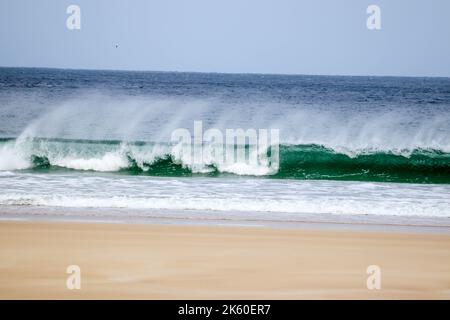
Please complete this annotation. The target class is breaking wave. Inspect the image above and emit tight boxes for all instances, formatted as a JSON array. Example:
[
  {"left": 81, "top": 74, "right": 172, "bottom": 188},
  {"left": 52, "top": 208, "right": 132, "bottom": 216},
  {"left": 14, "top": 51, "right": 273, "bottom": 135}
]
[{"left": 1, "top": 137, "right": 449, "bottom": 183}]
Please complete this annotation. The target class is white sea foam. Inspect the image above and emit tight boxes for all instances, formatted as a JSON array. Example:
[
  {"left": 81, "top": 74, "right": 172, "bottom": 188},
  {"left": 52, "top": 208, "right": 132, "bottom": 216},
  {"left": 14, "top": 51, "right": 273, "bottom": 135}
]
[
  {"left": 51, "top": 152, "right": 129, "bottom": 172},
  {"left": 0, "top": 142, "right": 31, "bottom": 171},
  {"left": 0, "top": 138, "right": 276, "bottom": 176},
  {"left": 0, "top": 173, "right": 449, "bottom": 218}
]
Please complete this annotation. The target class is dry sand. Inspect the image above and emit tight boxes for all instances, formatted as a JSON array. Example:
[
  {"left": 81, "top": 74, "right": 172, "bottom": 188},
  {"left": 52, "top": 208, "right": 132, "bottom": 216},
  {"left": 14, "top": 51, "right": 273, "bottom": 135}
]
[{"left": 0, "top": 220, "right": 449, "bottom": 299}]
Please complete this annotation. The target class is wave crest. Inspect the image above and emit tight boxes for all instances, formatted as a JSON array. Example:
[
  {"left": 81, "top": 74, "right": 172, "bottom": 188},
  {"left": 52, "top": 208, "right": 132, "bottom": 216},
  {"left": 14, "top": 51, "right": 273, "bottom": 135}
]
[{"left": 0, "top": 138, "right": 449, "bottom": 183}]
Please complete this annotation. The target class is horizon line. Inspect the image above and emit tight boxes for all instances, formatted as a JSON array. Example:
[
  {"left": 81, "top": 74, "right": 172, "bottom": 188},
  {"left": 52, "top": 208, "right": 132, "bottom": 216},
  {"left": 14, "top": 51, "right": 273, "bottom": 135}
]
[{"left": 1, "top": 65, "right": 449, "bottom": 79}]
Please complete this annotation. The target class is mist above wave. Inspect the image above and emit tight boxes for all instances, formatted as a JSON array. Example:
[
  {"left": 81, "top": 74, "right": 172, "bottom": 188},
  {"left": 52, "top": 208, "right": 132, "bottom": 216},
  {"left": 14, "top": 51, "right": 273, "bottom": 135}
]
[{"left": 5, "top": 93, "right": 448, "bottom": 153}]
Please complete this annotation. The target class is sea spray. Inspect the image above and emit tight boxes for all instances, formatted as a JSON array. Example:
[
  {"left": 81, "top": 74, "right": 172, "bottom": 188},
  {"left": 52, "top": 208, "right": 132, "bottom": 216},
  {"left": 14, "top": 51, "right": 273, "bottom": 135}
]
[
  {"left": 0, "top": 138, "right": 449, "bottom": 183},
  {"left": 1, "top": 69, "right": 450, "bottom": 222}
]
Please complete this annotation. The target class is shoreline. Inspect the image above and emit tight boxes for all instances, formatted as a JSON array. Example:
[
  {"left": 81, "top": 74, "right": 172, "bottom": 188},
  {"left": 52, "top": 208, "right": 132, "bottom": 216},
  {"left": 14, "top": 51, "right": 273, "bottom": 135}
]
[
  {"left": 1, "top": 215, "right": 450, "bottom": 235},
  {"left": 1, "top": 219, "right": 449, "bottom": 299},
  {"left": 1, "top": 205, "right": 450, "bottom": 235}
]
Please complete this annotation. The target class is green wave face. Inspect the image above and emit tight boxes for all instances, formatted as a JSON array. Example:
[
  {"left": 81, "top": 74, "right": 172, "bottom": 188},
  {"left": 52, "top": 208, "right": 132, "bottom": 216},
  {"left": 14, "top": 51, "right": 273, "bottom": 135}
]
[
  {"left": 1, "top": 138, "right": 450, "bottom": 184},
  {"left": 276, "top": 145, "right": 450, "bottom": 183}
]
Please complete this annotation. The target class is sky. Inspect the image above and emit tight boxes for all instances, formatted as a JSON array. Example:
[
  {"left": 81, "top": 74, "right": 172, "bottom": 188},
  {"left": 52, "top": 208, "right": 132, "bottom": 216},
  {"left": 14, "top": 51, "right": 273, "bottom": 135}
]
[{"left": 0, "top": 0, "right": 449, "bottom": 77}]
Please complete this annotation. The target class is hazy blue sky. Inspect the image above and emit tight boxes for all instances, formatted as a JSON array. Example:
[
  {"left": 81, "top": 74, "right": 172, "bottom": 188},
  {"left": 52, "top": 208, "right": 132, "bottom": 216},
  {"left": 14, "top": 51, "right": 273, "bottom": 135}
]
[{"left": 1, "top": 0, "right": 449, "bottom": 76}]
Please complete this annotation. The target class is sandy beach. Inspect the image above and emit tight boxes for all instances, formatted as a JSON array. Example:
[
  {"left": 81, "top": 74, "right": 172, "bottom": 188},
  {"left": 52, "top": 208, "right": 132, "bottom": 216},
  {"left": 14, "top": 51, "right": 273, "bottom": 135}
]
[{"left": 0, "top": 220, "right": 449, "bottom": 299}]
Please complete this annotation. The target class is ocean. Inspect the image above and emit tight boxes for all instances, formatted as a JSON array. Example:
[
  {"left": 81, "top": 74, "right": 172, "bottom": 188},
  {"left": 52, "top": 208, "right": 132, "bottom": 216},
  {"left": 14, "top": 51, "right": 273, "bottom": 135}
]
[{"left": 0, "top": 67, "right": 449, "bottom": 226}]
